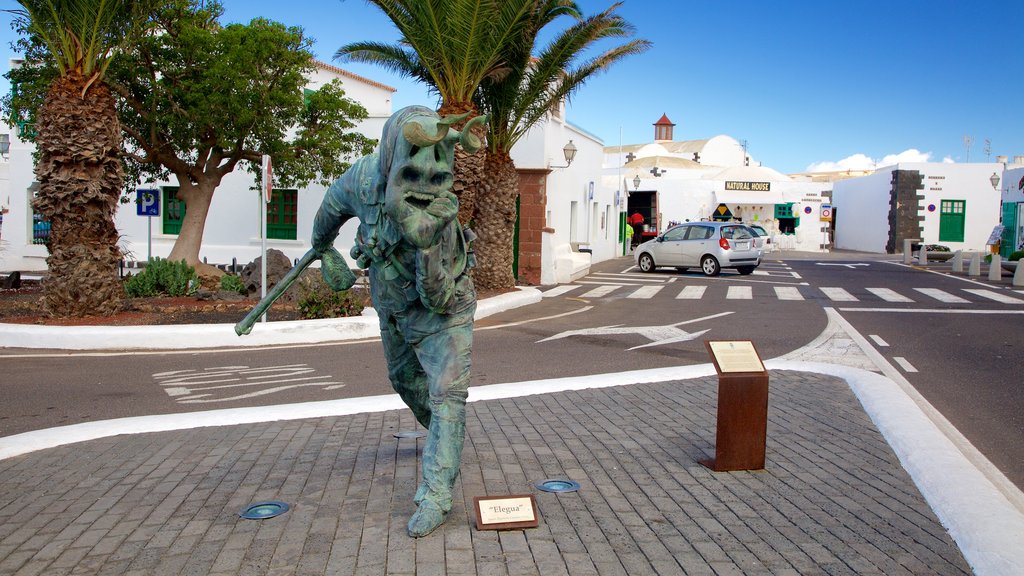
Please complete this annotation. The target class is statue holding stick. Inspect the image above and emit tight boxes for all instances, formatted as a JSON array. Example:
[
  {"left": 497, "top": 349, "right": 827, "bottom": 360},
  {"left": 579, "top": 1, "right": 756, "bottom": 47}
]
[{"left": 237, "top": 106, "right": 485, "bottom": 537}]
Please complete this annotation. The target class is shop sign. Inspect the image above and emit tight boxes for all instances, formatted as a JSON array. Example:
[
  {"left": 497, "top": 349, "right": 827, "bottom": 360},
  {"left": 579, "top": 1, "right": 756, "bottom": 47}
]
[{"left": 725, "top": 181, "right": 770, "bottom": 191}]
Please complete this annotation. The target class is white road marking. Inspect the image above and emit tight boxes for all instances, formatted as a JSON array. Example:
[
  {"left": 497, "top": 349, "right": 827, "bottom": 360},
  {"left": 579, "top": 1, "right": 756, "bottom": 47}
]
[
  {"left": 676, "top": 285, "right": 707, "bottom": 299},
  {"left": 869, "top": 335, "right": 889, "bottom": 347},
  {"left": 821, "top": 287, "right": 858, "bottom": 301},
  {"left": 963, "top": 289, "right": 1024, "bottom": 304},
  {"left": 774, "top": 286, "right": 804, "bottom": 300},
  {"left": 914, "top": 288, "right": 969, "bottom": 303},
  {"left": 726, "top": 286, "right": 752, "bottom": 299},
  {"left": 866, "top": 287, "right": 914, "bottom": 303},
  {"left": 542, "top": 285, "right": 579, "bottom": 298},
  {"left": 153, "top": 364, "right": 344, "bottom": 403},
  {"left": 892, "top": 356, "right": 918, "bottom": 373},
  {"left": 628, "top": 286, "right": 663, "bottom": 299},
  {"left": 580, "top": 285, "right": 620, "bottom": 298}
]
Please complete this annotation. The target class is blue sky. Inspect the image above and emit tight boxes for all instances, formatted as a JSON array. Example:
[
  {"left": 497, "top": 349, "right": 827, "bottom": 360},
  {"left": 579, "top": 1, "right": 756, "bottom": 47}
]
[{"left": 3, "top": 0, "right": 1022, "bottom": 174}]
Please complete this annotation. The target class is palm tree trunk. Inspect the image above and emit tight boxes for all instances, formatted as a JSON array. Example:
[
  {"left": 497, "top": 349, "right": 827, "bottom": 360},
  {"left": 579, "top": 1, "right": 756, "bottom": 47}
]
[
  {"left": 33, "top": 74, "right": 125, "bottom": 317},
  {"left": 471, "top": 151, "right": 518, "bottom": 290},
  {"left": 438, "top": 103, "right": 484, "bottom": 227}
]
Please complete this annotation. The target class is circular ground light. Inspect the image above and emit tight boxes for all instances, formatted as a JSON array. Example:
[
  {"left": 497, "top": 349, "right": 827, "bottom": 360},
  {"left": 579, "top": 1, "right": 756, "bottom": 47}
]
[
  {"left": 535, "top": 479, "right": 581, "bottom": 493},
  {"left": 393, "top": 431, "right": 427, "bottom": 439},
  {"left": 239, "top": 501, "right": 290, "bottom": 520}
]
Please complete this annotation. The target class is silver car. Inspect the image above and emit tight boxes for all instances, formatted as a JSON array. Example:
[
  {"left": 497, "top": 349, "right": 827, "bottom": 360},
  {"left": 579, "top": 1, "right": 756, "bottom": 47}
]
[{"left": 635, "top": 221, "right": 761, "bottom": 276}]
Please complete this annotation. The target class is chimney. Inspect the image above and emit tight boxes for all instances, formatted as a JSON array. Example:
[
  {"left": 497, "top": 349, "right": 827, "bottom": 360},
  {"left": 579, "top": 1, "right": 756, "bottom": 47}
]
[
  {"left": 996, "top": 155, "right": 1008, "bottom": 163},
  {"left": 654, "top": 114, "right": 675, "bottom": 142},
  {"left": 1014, "top": 156, "right": 1024, "bottom": 165}
]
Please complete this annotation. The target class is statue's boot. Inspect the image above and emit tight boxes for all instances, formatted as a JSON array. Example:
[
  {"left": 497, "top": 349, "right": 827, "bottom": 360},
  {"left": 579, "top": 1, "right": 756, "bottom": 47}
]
[{"left": 409, "top": 400, "right": 466, "bottom": 538}]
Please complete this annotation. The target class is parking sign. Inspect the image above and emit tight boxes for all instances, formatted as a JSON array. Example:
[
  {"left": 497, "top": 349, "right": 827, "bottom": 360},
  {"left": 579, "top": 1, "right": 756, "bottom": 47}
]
[{"left": 137, "top": 189, "right": 160, "bottom": 217}]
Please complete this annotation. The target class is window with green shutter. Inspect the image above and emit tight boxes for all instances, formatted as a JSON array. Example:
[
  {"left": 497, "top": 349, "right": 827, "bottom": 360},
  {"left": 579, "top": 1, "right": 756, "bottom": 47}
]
[
  {"left": 267, "top": 189, "right": 298, "bottom": 240},
  {"left": 774, "top": 203, "right": 794, "bottom": 219},
  {"left": 938, "top": 200, "right": 965, "bottom": 242},
  {"left": 162, "top": 186, "right": 185, "bottom": 235}
]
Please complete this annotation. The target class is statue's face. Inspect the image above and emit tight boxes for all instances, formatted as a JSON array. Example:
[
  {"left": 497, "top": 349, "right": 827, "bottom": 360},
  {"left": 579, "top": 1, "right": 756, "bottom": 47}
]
[{"left": 383, "top": 115, "right": 459, "bottom": 248}]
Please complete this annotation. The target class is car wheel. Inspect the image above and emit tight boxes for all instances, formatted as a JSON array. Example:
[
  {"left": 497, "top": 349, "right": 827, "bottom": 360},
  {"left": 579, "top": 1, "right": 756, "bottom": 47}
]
[
  {"left": 638, "top": 253, "right": 655, "bottom": 273},
  {"left": 737, "top": 266, "right": 756, "bottom": 275},
  {"left": 700, "top": 255, "right": 721, "bottom": 277}
]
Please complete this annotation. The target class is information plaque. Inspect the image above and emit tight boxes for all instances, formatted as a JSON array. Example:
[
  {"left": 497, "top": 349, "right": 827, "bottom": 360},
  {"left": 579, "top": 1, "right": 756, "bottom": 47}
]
[
  {"left": 707, "top": 340, "right": 765, "bottom": 373},
  {"left": 473, "top": 495, "right": 539, "bottom": 531}
]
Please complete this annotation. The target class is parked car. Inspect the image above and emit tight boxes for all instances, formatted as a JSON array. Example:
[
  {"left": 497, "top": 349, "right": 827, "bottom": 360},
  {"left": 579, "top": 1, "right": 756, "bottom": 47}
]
[
  {"left": 746, "top": 223, "right": 770, "bottom": 255},
  {"left": 635, "top": 221, "right": 761, "bottom": 276}
]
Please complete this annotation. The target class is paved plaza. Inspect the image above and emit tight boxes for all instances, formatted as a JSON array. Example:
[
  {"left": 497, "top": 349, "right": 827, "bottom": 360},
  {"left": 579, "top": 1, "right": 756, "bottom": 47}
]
[{"left": 0, "top": 371, "right": 970, "bottom": 575}]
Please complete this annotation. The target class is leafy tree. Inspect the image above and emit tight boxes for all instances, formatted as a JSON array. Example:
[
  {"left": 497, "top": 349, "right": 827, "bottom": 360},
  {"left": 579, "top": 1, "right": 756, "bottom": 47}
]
[
  {"left": 5, "top": 0, "right": 377, "bottom": 277},
  {"left": 4, "top": 0, "right": 156, "bottom": 316},
  {"left": 472, "top": 2, "right": 650, "bottom": 289},
  {"left": 335, "top": 0, "right": 553, "bottom": 226}
]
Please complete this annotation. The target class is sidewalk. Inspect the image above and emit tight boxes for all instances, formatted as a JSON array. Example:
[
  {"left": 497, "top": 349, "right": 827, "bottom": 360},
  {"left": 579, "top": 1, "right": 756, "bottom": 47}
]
[
  {"left": 2, "top": 265, "right": 1024, "bottom": 574},
  {"left": 0, "top": 368, "right": 977, "bottom": 575}
]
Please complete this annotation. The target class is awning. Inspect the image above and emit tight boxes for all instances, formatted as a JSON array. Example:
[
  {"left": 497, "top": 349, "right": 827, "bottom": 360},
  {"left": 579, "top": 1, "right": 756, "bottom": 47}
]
[{"left": 713, "top": 190, "right": 788, "bottom": 206}]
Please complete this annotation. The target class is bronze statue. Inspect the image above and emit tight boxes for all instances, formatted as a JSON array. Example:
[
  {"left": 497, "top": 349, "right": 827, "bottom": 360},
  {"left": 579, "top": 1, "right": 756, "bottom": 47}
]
[{"left": 237, "top": 106, "right": 486, "bottom": 537}]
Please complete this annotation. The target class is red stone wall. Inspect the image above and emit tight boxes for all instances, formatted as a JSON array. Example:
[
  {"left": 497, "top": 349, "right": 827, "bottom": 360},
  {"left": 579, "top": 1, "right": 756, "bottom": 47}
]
[{"left": 516, "top": 168, "right": 551, "bottom": 285}]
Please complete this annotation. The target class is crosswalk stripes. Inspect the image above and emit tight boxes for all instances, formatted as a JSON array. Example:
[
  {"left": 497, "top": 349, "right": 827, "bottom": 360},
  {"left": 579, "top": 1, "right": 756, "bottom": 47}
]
[
  {"left": 726, "top": 286, "right": 752, "bottom": 300},
  {"left": 774, "top": 286, "right": 804, "bottom": 300},
  {"left": 580, "top": 285, "right": 620, "bottom": 298},
  {"left": 628, "top": 285, "right": 663, "bottom": 299},
  {"left": 963, "top": 289, "right": 1024, "bottom": 304},
  {"left": 820, "top": 287, "right": 858, "bottom": 301},
  {"left": 866, "top": 287, "right": 914, "bottom": 303},
  {"left": 914, "top": 288, "right": 969, "bottom": 303},
  {"left": 542, "top": 280, "right": 1024, "bottom": 306},
  {"left": 676, "top": 285, "right": 707, "bottom": 300}
]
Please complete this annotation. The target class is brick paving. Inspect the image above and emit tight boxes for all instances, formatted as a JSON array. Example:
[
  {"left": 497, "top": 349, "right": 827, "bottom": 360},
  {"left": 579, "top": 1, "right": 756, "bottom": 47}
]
[{"left": 0, "top": 371, "right": 969, "bottom": 575}]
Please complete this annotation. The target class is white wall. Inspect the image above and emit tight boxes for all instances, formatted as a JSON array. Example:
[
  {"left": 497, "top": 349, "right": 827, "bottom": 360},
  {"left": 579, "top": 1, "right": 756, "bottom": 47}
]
[
  {"left": 832, "top": 169, "right": 893, "bottom": 253},
  {"left": 0, "top": 64, "right": 393, "bottom": 273}
]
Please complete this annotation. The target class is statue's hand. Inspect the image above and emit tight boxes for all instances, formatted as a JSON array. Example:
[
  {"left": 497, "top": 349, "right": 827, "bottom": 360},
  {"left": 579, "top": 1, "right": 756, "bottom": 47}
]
[
  {"left": 319, "top": 246, "right": 357, "bottom": 291},
  {"left": 425, "top": 190, "right": 459, "bottom": 225}
]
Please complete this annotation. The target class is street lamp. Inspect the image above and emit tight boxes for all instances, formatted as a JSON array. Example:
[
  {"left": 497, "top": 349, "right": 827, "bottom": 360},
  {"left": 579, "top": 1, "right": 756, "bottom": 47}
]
[
  {"left": 550, "top": 140, "right": 578, "bottom": 168},
  {"left": 633, "top": 175, "right": 641, "bottom": 190},
  {"left": 989, "top": 172, "right": 1000, "bottom": 190}
]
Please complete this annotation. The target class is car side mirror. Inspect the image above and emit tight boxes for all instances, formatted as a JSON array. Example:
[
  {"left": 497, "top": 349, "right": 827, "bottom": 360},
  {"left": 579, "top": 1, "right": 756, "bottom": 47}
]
[{"left": 656, "top": 235, "right": 664, "bottom": 242}]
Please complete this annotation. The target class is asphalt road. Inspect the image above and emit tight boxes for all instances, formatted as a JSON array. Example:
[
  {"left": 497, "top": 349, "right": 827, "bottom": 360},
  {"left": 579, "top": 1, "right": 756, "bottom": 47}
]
[{"left": 2, "top": 252, "right": 1021, "bottom": 492}]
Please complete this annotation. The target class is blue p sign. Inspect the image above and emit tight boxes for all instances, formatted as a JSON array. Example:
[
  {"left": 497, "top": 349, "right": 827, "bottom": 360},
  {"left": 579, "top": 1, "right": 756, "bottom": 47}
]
[{"left": 137, "top": 189, "right": 160, "bottom": 217}]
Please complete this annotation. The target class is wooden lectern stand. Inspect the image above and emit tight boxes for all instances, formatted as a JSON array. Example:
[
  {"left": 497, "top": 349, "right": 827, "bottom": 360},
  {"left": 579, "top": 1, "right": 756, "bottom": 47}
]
[{"left": 702, "top": 340, "right": 769, "bottom": 472}]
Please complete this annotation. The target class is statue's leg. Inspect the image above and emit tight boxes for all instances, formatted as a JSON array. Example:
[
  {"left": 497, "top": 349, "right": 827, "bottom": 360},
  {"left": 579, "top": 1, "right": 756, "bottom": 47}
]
[
  {"left": 381, "top": 316, "right": 432, "bottom": 429},
  {"left": 406, "top": 313, "right": 474, "bottom": 538}
]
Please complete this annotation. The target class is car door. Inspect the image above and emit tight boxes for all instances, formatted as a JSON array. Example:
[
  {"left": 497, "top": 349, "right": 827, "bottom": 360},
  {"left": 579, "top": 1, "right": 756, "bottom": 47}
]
[
  {"left": 653, "top": 225, "right": 689, "bottom": 266},
  {"left": 681, "top": 224, "right": 714, "bottom": 265}
]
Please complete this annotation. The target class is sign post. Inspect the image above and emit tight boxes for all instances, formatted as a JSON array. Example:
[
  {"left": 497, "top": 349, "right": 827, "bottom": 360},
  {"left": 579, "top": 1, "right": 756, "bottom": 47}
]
[
  {"left": 136, "top": 188, "right": 160, "bottom": 262},
  {"left": 261, "top": 155, "right": 273, "bottom": 323},
  {"left": 702, "top": 340, "right": 769, "bottom": 471}
]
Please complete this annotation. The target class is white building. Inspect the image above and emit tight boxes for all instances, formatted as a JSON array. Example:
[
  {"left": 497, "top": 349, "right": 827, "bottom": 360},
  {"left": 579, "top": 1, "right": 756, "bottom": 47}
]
[
  {"left": 601, "top": 115, "right": 833, "bottom": 253},
  {"left": 832, "top": 162, "right": 1006, "bottom": 253},
  {"left": 998, "top": 160, "right": 1024, "bottom": 257},
  {"left": 0, "top": 62, "right": 396, "bottom": 274}
]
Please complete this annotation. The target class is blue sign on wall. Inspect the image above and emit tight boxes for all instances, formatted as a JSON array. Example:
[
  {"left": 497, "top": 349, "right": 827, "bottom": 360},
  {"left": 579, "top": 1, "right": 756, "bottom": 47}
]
[{"left": 137, "top": 189, "right": 160, "bottom": 217}]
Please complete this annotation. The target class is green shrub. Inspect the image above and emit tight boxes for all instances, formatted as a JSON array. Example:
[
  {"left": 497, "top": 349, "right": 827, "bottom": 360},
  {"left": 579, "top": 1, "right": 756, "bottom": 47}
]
[
  {"left": 125, "top": 258, "right": 199, "bottom": 297},
  {"left": 296, "top": 274, "right": 366, "bottom": 319},
  {"left": 1008, "top": 250, "right": 1024, "bottom": 262},
  {"left": 924, "top": 244, "right": 950, "bottom": 252},
  {"left": 220, "top": 274, "right": 247, "bottom": 295}
]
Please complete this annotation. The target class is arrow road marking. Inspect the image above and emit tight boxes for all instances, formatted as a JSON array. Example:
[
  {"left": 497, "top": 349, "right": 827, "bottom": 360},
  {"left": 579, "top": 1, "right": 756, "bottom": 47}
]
[
  {"left": 816, "top": 263, "right": 870, "bottom": 268},
  {"left": 153, "top": 364, "right": 344, "bottom": 403},
  {"left": 536, "top": 311, "right": 733, "bottom": 351}
]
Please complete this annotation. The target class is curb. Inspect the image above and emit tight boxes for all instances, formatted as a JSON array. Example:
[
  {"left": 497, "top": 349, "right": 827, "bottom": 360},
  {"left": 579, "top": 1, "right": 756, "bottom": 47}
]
[{"left": 0, "top": 287, "right": 542, "bottom": 351}]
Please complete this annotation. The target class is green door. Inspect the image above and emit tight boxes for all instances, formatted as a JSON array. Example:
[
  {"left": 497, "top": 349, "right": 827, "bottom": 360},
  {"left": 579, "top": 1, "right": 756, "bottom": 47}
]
[
  {"left": 938, "top": 200, "right": 965, "bottom": 242},
  {"left": 1001, "top": 202, "right": 1019, "bottom": 257}
]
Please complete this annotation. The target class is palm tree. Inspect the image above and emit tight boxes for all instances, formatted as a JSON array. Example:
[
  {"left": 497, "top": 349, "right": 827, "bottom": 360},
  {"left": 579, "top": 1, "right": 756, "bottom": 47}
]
[
  {"left": 334, "top": 0, "right": 569, "bottom": 225},
  {"left": 471, "top": 2, "right": 650, "bottom": 289},
  {"left": 11, "top": 0, "right": 154, "bottom": 316}
]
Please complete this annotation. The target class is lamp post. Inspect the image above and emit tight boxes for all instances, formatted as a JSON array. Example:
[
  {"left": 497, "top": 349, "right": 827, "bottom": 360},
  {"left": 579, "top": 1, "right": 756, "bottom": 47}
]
[
  {"left": 990, "top": 172, "right": 1000, "bottom": 190},
  {"left": 633, "top": 175, "right": 641, "bottom": 190},
  {"left": 551, "top": 140, "right": 577, "bottom": 168}
]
